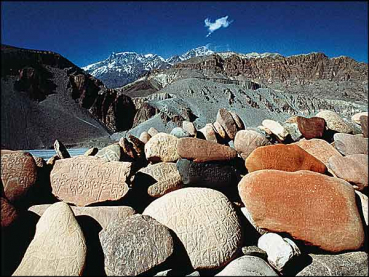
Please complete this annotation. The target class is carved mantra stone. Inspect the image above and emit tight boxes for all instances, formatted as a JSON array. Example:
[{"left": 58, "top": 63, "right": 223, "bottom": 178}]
[
  {"left": 28, "top": 204, "right": 136, "bottom": 230},
  {"left": 334, "top": 133, "right": 368, "bottom": 155},
  {"left": 1, "top": 151, "right": 37, "bottom": 203},
  {"left": 182, "top": 121, "right": 197, "bottom": 137},
  {"left": 245, "top": 144, "right": 327, "bottom": 173},
  {"left": 293, "top": 138, "right": 342, "bottom": 166},
  {"left": 215, "top": 255, "right": 278, "bottom": 276},
  {"left": 199, "top": 124, "right": 218, "bottom": 143},
  {"left": 176, "top": 159, "right": 237, "bottom": 189},
  {"left": 96, "top": 143, "right": 121, "bottom": 162},
  {"left": 213, "top": 121, "right": 227, "bottom": 139},
  {"left": 216, "top": 108, "right": 237, "bottom": 140},
  {"left": 54, "top": 139, "right": 71, "bottom": 159},
  {"left": 238, "top": 170, "right": 365, "bottom": 252},
  {"left": 230, "top": 111, "right": 245, "bottom": 130},
  {"left": 351, "top": 112, "right": 368, "bottom": 125},
  {"left": 1, "top": 196, "right": 18, "bottom": 228},
  {"left": 234, "top": 130, "right": 270, "bottom": 160},
  {"left": 138, "top": 162, "right": 184, "bottom": 197},
  {"left": 262, "top": 119, "right": 288, "bottom": 140},
  {"left": 177, "top": 137, "right": 237, "bottom": 162},
  {"left": 143, "top": 188, "right": 242, "bottom": 270},
  {"left": 12, "top": 202, "right": 86, "bottom": 276},
  {"left": 50, "top": 156, "right": 132, "bottom": 206},
  {"left": 139, "top": 131, "right": 151, "bottom": 144},
  {"left": 328, "top": 154, "right": 368, "bottom": 191},
  {"left": 360, "top": 115, "right": 368, "bottom": 138},
  {"left": 99, "top": 214, "right": 174, "bottom": 276},
  {"left": 316, "top": 110, "right": 352, "bottom": 133},
  {"left": 145, "top": 133, "right": 180, "bottom": 162},
  {"left": 296, "top": 116, "right": 326, "bottom": 139}
]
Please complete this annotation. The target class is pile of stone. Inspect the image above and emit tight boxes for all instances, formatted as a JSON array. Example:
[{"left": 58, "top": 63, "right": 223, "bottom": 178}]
[{"left": 1, "top": 109, "right": 368, "bottom": 276}]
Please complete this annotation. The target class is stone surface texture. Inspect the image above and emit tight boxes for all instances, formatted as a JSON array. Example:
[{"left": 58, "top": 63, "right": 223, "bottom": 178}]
[
  {"left": 199, "top": 123, "right": 218, "bottom": 143},
  {"left": 360, "top": 115, "right": 368, "bottom": 138},
  {"left": 262, "top": 119, "right": 288, "bottom": 140},
  {"left": 334, "top": 133, "right": 368, "bottom": 155},
  {"left": 234, "top": 130, "right": 270, "bottom": 160},
  {"left": 96, "top": 143, "right": 121, "bottom": 162},
  {"left": 54, "top": 139, "right": 71, "bottom": 159},
  {"left": 296, "top": 116, "right": 326, "bottom": 139},
  {"left": 316, "top": 110, "right": 352, "bottom": 133},
  {"left": 144, "top": 133, "right": 180, "bottom": 162},
  {"left": 1, "top": 196, "right": 18, "bottom": 228},
  {"left": 216, "top": 108, "right": 237, "bottom": 140}
]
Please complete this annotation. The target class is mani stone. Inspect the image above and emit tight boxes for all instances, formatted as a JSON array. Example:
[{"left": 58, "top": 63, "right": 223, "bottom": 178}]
[
  {"left": 315, "top": 110, "right": 352, "bottom": 133},
  {"left": 234, "top": 130, "right": 270, "bottom": 160},
  {"left": 296, "top": 116, "right": 326, "bottom": 139},
  {"left": 50, "top": 156, "right": 132, "bottom": 206},
  {"left": 360, "top": 115, "right": 368, "bottom": 138},
  {"left": 139, "top": 131, "right": 151, "bottom": 144},
  {"left": 138, "top": 162, "right": 183, "bottom": 197},
  {"left": 12, "top": 202, "right": 86, "bottom": 276},
  {"left": 83, "top": 147, "right": 98, "bottom": 156},
  {"left": 262, "top": 119, "right": 289, "bottom": 141},
  {"left": 238, "top": 170, "right": 365, "bottom": 252},
  {"left": 176, "top": 158, "right": 237, "bottom": 189},
  {"left": 245, "top": 144, "right": 327, "bottom": 174},
  {"left": 355, "top": 190, "right": 368, "bottom": 226},
  {"left": 199, "top": 123, "right": 218, "bottom": 143},
  {"left": 333, "top": 133, "right": 368, "bottom": 155},
  {"left": 99, "top": 214, "right": 174, "bottom": 276},
  {"left": 145, "top": 133, "right": 180, "bottom": 162},
  {"left": 177, "top": 137, "right": 237, "bottom": 162},
  {"left": 170, "top": 127, "right": 191, "bottom": 138},
  {"left": 148, "top": 127, "right": 159, "bottom": 137},
  {"left": 213, "top": 121, "right": 227, "bottom": 140},
  {"left": 296, "top": 251, "right": 368, "bottom": 276},
  {"left": 351, "top": 112, "right": 368, "bottom": 125},
  {"left": 215, "top": 255, "right": 278, "bottom": 276},
  {"left": 53, "top": 139, "right": 71, "bottom": 159},
  {"left": 328, "top": 154, "right": 368, "bottom": 191},
  {"left": 96, "top": 143, "right": 121, "bottom": 162},
  {"left": 1, "top": 150, "right": 37, "bottom": 203},
  {"left": 28, "top": 204, "right": 136, "bottom": 230},
  {"left": 216, "top": 108, "right": 238, "bottom": 140},
  {"left": 293, "top": 138, "right": 342, "bottom": 166},
  {"left": 1, "top": 196, "right": 18, "bottom": 229},
  {"left": 143, "top": 188, "right": 242, "bottom": 270},
  {"left": 258, "top": 233, "right": 301, "bottom": 272},
  {"left": 230, "top": 111, "right": 245, "bottom": 130},
  {"left": 182, "top": 121, "right": 197, "bottom": 137}
]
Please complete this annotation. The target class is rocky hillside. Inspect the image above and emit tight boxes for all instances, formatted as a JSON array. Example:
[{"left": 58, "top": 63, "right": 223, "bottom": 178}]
[{"left": 1, "top": 45, "right": 136, "bottom": 150}]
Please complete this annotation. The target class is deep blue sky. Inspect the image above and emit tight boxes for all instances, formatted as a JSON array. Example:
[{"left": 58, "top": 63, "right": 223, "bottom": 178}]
[{"left": 1, "top": 1, "right": 368, "bottom": 67}]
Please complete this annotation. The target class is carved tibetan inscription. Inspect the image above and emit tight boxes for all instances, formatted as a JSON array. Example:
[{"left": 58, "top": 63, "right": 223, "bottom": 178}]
[{"left": 50, "top": 156, "right": 132, "bottom": 206}]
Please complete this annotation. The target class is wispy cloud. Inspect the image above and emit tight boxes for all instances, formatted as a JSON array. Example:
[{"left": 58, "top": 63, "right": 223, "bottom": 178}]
[{"left": 204, "top": 16, "right": 233, "bottom": 37}]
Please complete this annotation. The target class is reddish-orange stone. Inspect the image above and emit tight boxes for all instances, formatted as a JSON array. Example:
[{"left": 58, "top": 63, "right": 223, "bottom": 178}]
[
  {"left": 296, "top": 116, "right": 326, "bottom": 139},
  {"left": 245, "top": 144, "right": 327, "bottom": 173}
]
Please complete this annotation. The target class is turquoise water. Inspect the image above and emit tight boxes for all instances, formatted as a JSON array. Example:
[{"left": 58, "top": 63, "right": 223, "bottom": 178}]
[{"left": 26, "top": 148, "right": 89, "bottom": 160}]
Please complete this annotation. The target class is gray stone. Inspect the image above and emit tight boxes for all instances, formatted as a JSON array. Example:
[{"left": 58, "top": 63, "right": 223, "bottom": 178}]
[
  {"left": 216, "top": 108, "right": 238, "bottom": 140},
  {"left": 96, "top": 143, "right": 121, "bottom": 161},
  {"left": 241, "top": 246, "right": 268, "bottom": 260},
  {"left": 316, "top": 110, "right": 353, "bottom": 133},
  {"left": 283, "top": 122, "right": 302, "bottom": 141},
  {"left": 334, "top": 133, "right": 368, "bottom": 155},
  {"left": 99, "top": 214, "right": 174, "bottom": 276},
  {"left": 234, "top": 130, "right": 270, "bottom": 160},
  {"left": 170, "top": 127, "right": 191, "bottom": 138}
]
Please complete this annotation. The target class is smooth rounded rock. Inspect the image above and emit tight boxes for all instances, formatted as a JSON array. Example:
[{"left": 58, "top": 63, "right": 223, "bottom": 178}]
[
  {"left": 334, "top": 133, "right": 368, "bottom": 155},
  {"left": 262, "top": 119, "right": 288, "bottom": 141},
  {"left": 216, "top": 108, "right": 238, "bottom": 140},
  {"left": 351, "top": 112, "right": 368, "bottom": 125},
  {"left": 296, "top": 116, "right": 326, "bottom": 139},
  {"left": 139, "top": 131, "right": 151, "bottom": 144},
  {"left": 12, "top": 202, "right": 86, "bottom": 276},
  {"left": 96, "top": 143, "right": 121, "bottom": 161},
  {"left": 99, "top": 214, "right": 174, "bottom": 276},
  {"left": 234, "top": 130, "right": 270, "bottom": 160},
  {"left": 182, "top": 121, "right": 197, "bottom": 137},
  {"left": 143, "top": 188, "right": 242, "bottom": 270},
  {"left": 245, "top": 144, "right": 327, "bottom": 173},
  {"left": 316, "top": 110, "right": 352, "bottom": 133},
  {"left": 50, "top": 156, "right": 132, "bottom": 206},
  {"left": 148, "top": 127, "right": 159, "bottom": 137},
  {"left": 170, "top": 127, "right": 191, "bottom": 138},
  {"left": 238, "top": 170, "right": 365, "bottom": 252},
  {"left": 145, "top": 133, "right": 180, "bottom": 162},
  {"left": 177, "top": 137, "right": 237, "bottom": 162}
]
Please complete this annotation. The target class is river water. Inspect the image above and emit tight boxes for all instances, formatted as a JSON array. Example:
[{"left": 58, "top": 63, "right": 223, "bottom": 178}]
[{"left": 26, "top": 148, "right": 89, "bottom": 160}]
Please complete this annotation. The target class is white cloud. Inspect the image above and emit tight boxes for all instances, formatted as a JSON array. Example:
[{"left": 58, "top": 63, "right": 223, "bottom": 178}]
[{"left": 204, "top": 15, "right": 233, "bottom": 37}]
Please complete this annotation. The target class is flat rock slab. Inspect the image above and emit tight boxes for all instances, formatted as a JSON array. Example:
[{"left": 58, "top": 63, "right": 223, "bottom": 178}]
[
  {"left": 262, "top": 119, "right": 288, "bottom": 140},
  {"left": 215, "top": 255, "right": 278, "bottom": 276},
  {"left": 334, "top": 133, "right": 368, "bottom": 155},
  {"left": 234, "top": 130, "right": 270, "bottom": 160},
  {"left": 176, "top": 158, "right": 237, "bottom": 189},
  {"left": 293, "top": 138, "right": 342, "bottom": 166},
  {"left": 328, "top": 154, "right": 368, "bottom": 191},
  {"left": 230, "top": 111, "right": 245, "bottom": 130},
  {"left": 182, "top": 121, "right": 197, "bottom": 137},
  {"left": 296, "top": 251, "right": 368, "bottom": 276},
  {"left": 143, "top": 187, "right": 242, "bottom": 270},
  {"left": 351, "top": 112, "right": 368, "bottom": 125},
  {"left": 360, "top": 115, "right": 368, "bottom": 138},
  {"left": 177, "top": 137, "right": 237, "bottom": 162},
  {"left": 199, "top": 123, "right": 218, "bottom": 143},
  {"left": 213, "top": 121, "right": 227, "bottom": 139},
  {"left": 145, "top": 133, "right": 180, "bottom": 162},
  {"left": 96, "top": 143, "right": 121, "bottom": 162},
  {"left": 12, "top": 202, "right": 86, "bottom": 276},
  {"left": 54, "top": 139, "right": 71, "bottom": 159},
  {"left": 1, "top": 196, "right": 18, "bottom": 228},
  {"left": 245, "top": 144, "right": 327, "bottom": 173},
  {"left": 99, "top": 214, "right": 174, "bottom": 276},
  {"left": 316, "top": 110, "right": 352, "bottom": 133},
  {"left": 28, "top": 204, "right": 136, "bottom": 230},
  {"left": 238, "top": 170, "right": 364, "bottom": 252},
  {"left": 50, "top": 156, "right": 132, "bottom": 206},
  {"left": 1, "top": 150, "right": 37, "bottom": 203},
  {"left": 139, "top": 131, "right": 151, "bottom": 144},
  {"left": 296, "top": 116, "right": 326, "bottom": 139},
  {"left": 216, "top": 108, "right": 237, "bottom": 140}
]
